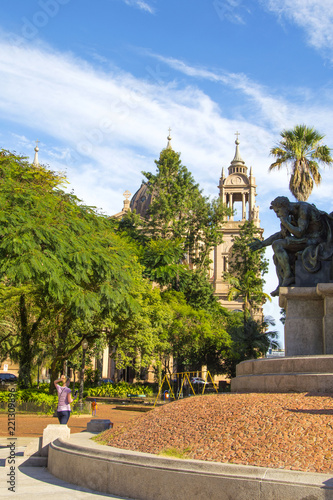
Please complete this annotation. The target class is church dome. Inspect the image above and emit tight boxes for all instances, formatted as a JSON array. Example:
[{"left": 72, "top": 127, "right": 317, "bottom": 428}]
[{"left": 129, "top": 182, "right": 154, "bottom": 217}]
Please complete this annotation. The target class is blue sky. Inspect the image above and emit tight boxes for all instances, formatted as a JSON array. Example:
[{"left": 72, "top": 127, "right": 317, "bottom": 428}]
[{"left": 1, "top": 0, "right": 333, "bottom": 345}]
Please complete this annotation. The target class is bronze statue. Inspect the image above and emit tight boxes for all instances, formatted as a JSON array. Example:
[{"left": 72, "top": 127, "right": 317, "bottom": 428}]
[{"left": 250, "top": 196, "right": 333, "bottom": 296}]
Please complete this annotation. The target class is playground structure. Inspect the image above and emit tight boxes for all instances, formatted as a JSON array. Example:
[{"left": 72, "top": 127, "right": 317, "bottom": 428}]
[{"left": 154, "top": 371, "right": 218, "bottom": 407}]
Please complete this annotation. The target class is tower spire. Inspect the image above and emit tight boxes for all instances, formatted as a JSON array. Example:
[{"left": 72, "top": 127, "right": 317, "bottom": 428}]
[
  {"left": 33, "top": 139, "right": 39, "bottom": 167},
  {"left": 231, "top": 132, "right": 244, "bottom": 165},
  {"left": 166, "top": 128, "right": 172, "bottom": 150}
]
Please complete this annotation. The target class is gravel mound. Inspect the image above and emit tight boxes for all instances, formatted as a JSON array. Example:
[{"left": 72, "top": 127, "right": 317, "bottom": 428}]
[{"left": 99, "top": 393, "right": 333, "bottom": 473}]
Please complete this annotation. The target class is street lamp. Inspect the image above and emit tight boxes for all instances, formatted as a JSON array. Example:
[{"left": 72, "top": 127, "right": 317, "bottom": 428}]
[{"left": 79, "top": 338, "right": 89, "bottom": 411}]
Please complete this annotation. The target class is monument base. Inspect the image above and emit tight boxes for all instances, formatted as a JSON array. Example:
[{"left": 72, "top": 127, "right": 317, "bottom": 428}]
[
  {"left": 231, "top": 284, "right": 333, "bottom": 393},
  {"left": 279, "top": 284, "right": 333, "bottom": 356},
  {"left": 230, "top": 355, "right": 333, "bottom": 393}
]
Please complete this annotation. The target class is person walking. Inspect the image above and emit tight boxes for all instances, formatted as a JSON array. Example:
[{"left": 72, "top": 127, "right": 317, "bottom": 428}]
[
  {"left": 54, "top": 375, "right": 77, "bottom": 425},
  {"left": 91, "top": 399, "right": 97, "bottom": 416}
]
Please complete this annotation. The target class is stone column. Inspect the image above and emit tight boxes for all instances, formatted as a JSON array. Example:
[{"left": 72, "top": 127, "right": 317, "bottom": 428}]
[
  {"left": 317, "top": 283, "right": 333, "bottom": 354},
  {"left": 279, "top": 287, "right": 324, "bottom": 356},
  {"left": 214, "top": 244, "right": 223, "bottom": 287},
  {"left": 242, "top": 193, "right": 246, "bottom": 219},
  {"left": 102, "top": 346, "right": 109, "bottom": 378}
]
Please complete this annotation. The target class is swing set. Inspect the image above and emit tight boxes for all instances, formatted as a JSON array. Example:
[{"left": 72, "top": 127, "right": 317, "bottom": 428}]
[{"left": 153, "top": 371, "right": 218, "bottom": 408}]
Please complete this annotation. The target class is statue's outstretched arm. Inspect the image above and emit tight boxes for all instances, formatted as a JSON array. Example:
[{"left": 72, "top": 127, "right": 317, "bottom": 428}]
[{"left": 249, "top": 231, "right": 282, "bottom": 251}]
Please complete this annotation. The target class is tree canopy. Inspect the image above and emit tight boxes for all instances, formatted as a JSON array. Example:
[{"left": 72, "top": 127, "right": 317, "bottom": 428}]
[
  {"left": 0, "top": 144, "right": 276, "bottom": 388},
  {"left": 0, "top": 150, "right": 142, "bottom": 387}
]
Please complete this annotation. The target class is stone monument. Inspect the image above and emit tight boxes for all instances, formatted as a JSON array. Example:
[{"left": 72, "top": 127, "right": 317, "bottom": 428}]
[{"left": 231, "top": 196, "right": 333, "bottom": 393}]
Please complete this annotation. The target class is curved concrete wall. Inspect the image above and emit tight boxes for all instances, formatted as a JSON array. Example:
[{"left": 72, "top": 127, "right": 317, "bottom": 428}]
[{"left": 48, "top": 432, "right": 333, "bottom": 500}]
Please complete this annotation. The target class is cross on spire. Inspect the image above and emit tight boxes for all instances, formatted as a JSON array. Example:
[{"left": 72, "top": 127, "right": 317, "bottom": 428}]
[
  {"left": 35, "top": 139, "right": 40, "bottom": 151},
  {"left": 235, "top": 131, "right": 240, "bottom": 141}
]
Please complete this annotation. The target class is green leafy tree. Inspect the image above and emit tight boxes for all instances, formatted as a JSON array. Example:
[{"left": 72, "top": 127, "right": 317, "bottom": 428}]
[
  {"left": 269, "top": 124, "right": 333, "bottom": 201},
  {"left": 0, "top": 284, "right": 23, "bottom": 363},
  {"left": 162, "top": 290, "right": 232, "bottom": 375},
  {"left": 108, "top": 281, "right": 173, "bottom": 383},
  {"left": 0, "top": 150, "right": 142, "bottom": 388},
  {"left": 175, "top": 268, "right": 221, "bottom": 314},
  {"left": 222, "top": 221, "right": 280, "bottom": 376},
  {"left": 141, "top": 148, "right": 231, "bottom": 269},
  {"left": 141, "top": 239, "right": 186, "bottom": 287},
  {"left": 222, "top": 315, "right": 280, "bottom": 378},
  {"left": 226, "top": 221, "right": 269, "bottom": 319},
  {"left": 117, "top": 147, "right": 234, "bottom": 377}
]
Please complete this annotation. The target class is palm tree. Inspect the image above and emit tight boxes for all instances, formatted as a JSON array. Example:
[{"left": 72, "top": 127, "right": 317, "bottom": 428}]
[{"left": 269, "top": 124, "right": 333, "bottom": 201}]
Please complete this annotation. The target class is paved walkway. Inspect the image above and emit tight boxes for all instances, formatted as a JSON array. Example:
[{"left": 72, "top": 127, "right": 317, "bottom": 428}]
[{"left": 0, "top": 442, "right": 135, "bottom": 499}]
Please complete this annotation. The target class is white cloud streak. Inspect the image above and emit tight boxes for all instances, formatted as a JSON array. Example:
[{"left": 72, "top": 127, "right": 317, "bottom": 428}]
[
  {"left": 1, "top": 39, "right": 332, "bottom": 214},
  {"left": 144, "top": 51, "right": 333, "bottom": 146},
  {"left": 146, "top": 53, "right": 292, "bottom": 129},
  {"left": 263, "top": 0, "right": 333, "bottom": 59},
  {"left": 213, "top": 0, "right": 248, "bottom": 25},
  {"left": 122, "top": 0, "right": 154, "bottom": 14}
]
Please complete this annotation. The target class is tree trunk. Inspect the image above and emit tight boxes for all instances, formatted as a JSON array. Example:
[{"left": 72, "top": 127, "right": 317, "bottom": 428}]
[
  {"left": 18, "top": 294, "right": 33, "bottom": 389},
  {"left": 79, "top": 347, "right": 87, "bottom": 403},
  {"left": 96, "top": 355, "right": 103, "bottom": 382},
  {"left": 49, "top": 359, "right": 59, "bottom": 395},
  {"left": 72, "top": 371, "right": 76, "bottom": 396}
]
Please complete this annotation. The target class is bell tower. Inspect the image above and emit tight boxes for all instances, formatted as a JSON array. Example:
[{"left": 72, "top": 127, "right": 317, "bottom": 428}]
[
  {"left": 210, "top": 134, "right": 262, "bottom": 312},
  {"left": 218, "top": 133, "right": 259, "bottom": 224}
]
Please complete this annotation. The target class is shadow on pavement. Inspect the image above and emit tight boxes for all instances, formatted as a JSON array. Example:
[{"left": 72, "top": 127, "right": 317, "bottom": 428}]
[{"left": 18, "top": 466, "right": 132, "bottom": 499}]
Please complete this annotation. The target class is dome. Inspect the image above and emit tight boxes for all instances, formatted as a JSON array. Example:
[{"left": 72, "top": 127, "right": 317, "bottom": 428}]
[{"left": 129, "top": 182, "right": 154, "bottom": 218}]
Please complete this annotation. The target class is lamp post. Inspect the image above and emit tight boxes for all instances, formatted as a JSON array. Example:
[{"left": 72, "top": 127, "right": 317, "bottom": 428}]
[{"left": 79, "top": 338, "right": 88, "bottom": 411}]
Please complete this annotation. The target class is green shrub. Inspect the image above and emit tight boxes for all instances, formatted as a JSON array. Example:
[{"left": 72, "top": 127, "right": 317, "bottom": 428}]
[
  {"left": 0, "top": 389, "right": 57, "bottom": 405},
  {"left": 87, "top": 382, "right": 154, "bottom": 398},
  {"left": 0, "top": 389, "right": 58, "bottom": 414}
]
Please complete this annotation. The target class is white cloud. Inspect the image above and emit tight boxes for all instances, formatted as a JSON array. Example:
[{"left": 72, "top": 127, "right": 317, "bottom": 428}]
[
  {"left": 122, "top": 0, "right": 154, "bottom": 14},
  {"left": 263, "top": 0, "right": 333, "bottom": 59},
  {"left": 213, "top": 0, "right": 248, "bottom": 25},
  {"left": 144, "top": 52, "right": 299, "bottom": 130},
  {"left": 1, "top": 39, "right": 332, "bottom": 214},
  {"left": 149, "top": 53, "right": 333, "bottom": 130}
]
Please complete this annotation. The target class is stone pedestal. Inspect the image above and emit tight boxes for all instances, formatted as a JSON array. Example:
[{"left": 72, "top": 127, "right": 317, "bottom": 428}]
[
  {"left": 231, "top": 283, "right": 333, "bottom": 393},
  {"left": 317, "top": 283, "right": 333, "bottom": 354},
  {"left": 230, "top": 355, "right": 333, "bottom": 393},
  {"left": 279, "top": 284, "right": 333, "bottom": 356}
]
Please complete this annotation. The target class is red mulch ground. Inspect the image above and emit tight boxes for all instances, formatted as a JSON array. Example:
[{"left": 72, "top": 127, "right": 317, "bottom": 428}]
[{"left": 98, "top": 393, "right": 333, "bottom": 474}]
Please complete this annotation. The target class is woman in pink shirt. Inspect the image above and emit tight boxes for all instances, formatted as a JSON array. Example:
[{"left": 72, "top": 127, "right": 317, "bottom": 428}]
[{"left": 54, "top": 375, "right": 76, "bottom": 424}]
